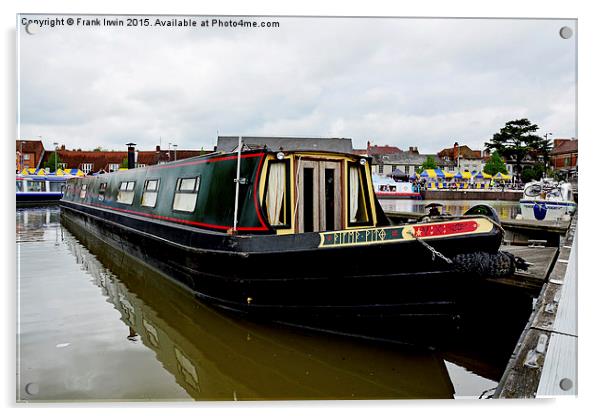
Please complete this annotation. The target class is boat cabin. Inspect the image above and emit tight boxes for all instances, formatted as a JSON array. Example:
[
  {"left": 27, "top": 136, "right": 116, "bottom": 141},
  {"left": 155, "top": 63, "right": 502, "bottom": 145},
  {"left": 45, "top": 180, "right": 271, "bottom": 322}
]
[
  {"left": 17, "top": 175, "right": 67, "bottom": 193},
  {"left": 61, "top": 150, "right": 388, "bottom": 235}
]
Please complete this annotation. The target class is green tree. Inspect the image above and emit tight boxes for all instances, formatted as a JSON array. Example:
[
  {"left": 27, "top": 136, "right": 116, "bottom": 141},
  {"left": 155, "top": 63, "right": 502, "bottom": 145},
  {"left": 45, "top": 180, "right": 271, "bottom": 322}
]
[
  {"left": 536, "top": 136, "right": 553, "bottom": 172},
  {"left": 521, "top": 163, "right": 545, "bottom": 182},
  {"left": 120, "top": 157, "right": 128, "bottom": 169},
  {"left": 43, "top": 152, "right": 62, "bottom": 172},
  {"left": 483, "top": 150, "right": 508, "bottom": 176},
  {"left": 417, "top": 155, "right": 438, "bottom": 173},
  {"left": 485, "top": 118, "right": 542, "bottom": 181}
]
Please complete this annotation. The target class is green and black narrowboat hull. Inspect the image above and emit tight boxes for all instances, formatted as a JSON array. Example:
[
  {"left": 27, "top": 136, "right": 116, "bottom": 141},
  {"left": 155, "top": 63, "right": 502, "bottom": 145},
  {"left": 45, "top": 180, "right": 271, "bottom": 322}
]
[{"left": 60, "top": 199, "right": 505, "bottom": 342}]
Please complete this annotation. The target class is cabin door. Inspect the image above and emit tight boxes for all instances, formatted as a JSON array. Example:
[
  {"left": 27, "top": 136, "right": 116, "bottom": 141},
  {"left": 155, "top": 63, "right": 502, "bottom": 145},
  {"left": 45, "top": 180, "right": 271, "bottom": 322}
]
[{"left": 296, "top": 160, "right": 342, "bottom": 233}]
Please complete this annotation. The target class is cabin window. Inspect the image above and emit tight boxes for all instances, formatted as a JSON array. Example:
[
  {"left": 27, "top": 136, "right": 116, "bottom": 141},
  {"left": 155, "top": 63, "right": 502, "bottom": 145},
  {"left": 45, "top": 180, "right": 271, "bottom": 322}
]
[
  {"left": 348, "top": 165, "right": 371, "bottom": 225},
  {"left": 49, "top": 181, "right": 63, "bottom": 192},
  {"left": 79, "top": 184, "right": 88, "bottom": 199},
  {"left": 16, "top": 180, "right": 24, "bottom": 192},
  {"left": 141, "top": 179, "right": 160, "bottom": 208},
  {"left": 27, "top": 180, "right": 47, "bottom": 192},
  {"left": 173, "top": 177, "right": 200, "bottom": 212},
  {"left": 98, "top": 182, "right": 108, "bottom": 201},
  {"left": 264, "top": 161, "right": 290, "bottom": 227},
  {"left": 117, "top": 181, "right": 136, "bottom": 205}
]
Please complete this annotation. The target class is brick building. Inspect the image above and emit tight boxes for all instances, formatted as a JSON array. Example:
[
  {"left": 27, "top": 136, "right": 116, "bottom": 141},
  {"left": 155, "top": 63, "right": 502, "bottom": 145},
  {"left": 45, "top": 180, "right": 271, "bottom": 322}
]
[
  {"left": 16, "top": 140, "right": 45, "bottom": 172},
  {"left": 438, "top": 143, "right": 486, "bottom": 173},
  {"left": 354, "top": 141, "right": 453, "bottom": 177},
  {"left": 550, "top": 138, "right": 578, "bottom": 177},
  {"left": 17, "top": 140, "right": 209, "bottom": 174},
  {"left": 43, "top": 145, "right": 207, "bottom": 174}
]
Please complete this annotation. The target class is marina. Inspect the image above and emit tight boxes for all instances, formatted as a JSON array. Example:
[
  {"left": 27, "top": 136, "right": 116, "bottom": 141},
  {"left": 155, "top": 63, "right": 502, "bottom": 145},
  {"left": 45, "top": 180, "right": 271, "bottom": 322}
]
[
  {"left": 15, "top": 139, "right": 579, "bottom": 402},
  {"left": 17, "top": 189, "right": 577, "bottom": 401}
]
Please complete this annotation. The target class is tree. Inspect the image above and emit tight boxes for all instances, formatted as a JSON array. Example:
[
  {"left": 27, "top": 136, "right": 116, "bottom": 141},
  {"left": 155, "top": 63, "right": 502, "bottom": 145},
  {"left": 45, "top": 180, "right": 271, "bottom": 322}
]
[
  {"left": 536, "top": 136, "right": 553, "bottom": 172},
  {"left": 417, "top": 155, "right": 438, "bottom": 173},
  {"left": 483, "top": 150, "right": 508, "bottom": 176},
  {"left": 120, "top": 157, "right": 128, "bottom": 169},
  {"left": 485, "top": 118, "right": 542, "bottom": 181},
  {"left": 521, "top": 163, "right": 545, "bottom": 183},
  {"left": 43, "top": 152, "right": 62, "bottom": 172}
]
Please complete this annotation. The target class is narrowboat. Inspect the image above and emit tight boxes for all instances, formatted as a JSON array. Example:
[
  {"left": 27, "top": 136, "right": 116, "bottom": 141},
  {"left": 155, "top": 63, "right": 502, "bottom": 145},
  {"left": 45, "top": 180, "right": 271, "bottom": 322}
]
[
  {"left": 17, "top": 174, "right": 68, "bottom": 206},
  {"left": 60, "top": 146, "right": 525, "bottom": 340}
]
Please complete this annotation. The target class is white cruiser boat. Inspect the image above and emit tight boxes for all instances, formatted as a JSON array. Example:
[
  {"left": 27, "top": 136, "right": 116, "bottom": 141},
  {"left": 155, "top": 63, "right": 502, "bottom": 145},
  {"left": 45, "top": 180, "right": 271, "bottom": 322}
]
[
  {"left": 519, "top": 180, "right": 576, "bottom": 221},
  {"left": 372, "top": 174, "right": 421, "bottom": 199}
]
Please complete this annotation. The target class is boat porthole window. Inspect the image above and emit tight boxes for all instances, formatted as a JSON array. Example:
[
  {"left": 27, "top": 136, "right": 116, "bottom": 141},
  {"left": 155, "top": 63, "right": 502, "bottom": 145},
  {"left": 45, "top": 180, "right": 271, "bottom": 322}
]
[
  {"left": 141, "top": 179, "right": 160, "bottom": 208},
  {"left": 173, "top": 177, "right": 200, "bottom": 213},
  {"left": 117, "top": 181, "right": 136, "bottom": 205}
]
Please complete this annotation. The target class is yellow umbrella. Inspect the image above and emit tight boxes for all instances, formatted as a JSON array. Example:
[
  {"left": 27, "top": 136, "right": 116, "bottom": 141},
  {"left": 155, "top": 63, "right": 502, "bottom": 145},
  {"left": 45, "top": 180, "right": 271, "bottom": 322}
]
[
  {"left": 455, "top": 171, "right": 472, "bottom": 179},
  {"left": 493, "top": 172, "right": 511, "bottom": 180}
]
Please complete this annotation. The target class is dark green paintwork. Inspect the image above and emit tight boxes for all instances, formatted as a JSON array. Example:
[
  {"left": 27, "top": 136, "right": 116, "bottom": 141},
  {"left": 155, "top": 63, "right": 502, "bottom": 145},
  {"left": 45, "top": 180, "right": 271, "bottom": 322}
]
[{"left": 62, "top": 151, "right": 269, "bottom": 232}]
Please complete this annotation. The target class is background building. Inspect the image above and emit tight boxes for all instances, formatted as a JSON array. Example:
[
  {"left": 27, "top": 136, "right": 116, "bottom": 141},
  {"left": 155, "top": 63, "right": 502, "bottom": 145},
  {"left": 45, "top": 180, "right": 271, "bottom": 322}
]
[
  {"left": 550, "top": 138, "right": 578, "bottom": 178},
  {"left": 16, "top": 139, "right": 45, "bottom": 172},
  {"left": 438, "top": 143, "right": 486, "bottom": 173},
  {"left": 17, "top": 140, "right": 208, "bottom": 174}
]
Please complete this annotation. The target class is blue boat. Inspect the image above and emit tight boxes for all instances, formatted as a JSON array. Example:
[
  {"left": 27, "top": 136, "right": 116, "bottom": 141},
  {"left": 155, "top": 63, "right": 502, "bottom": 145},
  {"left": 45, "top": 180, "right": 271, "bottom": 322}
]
[{"left": 16, "top": 174, "right": 69, "bottom": 206}]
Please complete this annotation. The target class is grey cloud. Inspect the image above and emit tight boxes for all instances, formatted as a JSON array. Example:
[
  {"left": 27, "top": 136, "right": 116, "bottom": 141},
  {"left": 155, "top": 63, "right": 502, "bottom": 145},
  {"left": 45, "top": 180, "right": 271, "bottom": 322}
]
[{"left": 19, "top": 16, "right": 576, "bottom": 153}]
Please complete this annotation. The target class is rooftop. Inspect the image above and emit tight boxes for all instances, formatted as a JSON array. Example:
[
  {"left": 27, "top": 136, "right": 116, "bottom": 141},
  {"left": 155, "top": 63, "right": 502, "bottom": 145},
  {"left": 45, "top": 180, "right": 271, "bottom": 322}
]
[{"left": 551, "top": 138, "right": 578, "bottom": 155}]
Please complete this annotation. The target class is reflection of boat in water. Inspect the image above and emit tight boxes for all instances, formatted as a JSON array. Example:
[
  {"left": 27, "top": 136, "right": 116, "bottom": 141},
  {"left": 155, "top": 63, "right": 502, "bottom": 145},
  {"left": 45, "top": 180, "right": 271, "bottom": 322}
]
[
  {"left": 16, "top": 174, "right": 68, "bottom": 206},
  {"left": 519, "top": 180, "right": 576, "bottom": 221},
  {"left": 372, "top": 174, "right": 421, "bottom": 199},
  {"left": 62, "top": 221, "right": 456, "bottom": 400},
  {"left": 60, "top": 148, "right": 526, "bottom": 342}
]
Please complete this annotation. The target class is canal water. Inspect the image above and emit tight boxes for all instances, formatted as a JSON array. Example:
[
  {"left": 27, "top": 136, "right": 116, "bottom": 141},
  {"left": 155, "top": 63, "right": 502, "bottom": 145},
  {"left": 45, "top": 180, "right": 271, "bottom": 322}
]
[
  {"left": 16, "top": 205, "right": 526, "bottom": 402},
  {"left": 379, "top": 199, "right": 520, "bottom": 220}
]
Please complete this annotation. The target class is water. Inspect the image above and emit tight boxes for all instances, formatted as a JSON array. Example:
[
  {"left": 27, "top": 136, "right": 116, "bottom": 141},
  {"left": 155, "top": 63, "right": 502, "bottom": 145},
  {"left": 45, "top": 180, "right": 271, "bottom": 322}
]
[
  {"left": 379, "top": 199, "right": 520, "bottom": 220},
  {"left": 17, "top": 205, "right": 525, "bottom": 402}
]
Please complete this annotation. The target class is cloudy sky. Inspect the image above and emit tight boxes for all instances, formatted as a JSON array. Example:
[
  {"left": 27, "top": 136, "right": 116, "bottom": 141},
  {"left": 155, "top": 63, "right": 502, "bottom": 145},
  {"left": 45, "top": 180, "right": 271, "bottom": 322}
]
[{"left": 18, "top": 15, "right": 576, "bottom": 153}]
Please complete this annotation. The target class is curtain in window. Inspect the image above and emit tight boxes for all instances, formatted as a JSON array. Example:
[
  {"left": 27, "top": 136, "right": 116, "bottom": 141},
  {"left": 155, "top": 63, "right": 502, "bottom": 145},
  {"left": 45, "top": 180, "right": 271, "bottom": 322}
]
[
  {"left": 349, "top": 166, "right": 359, "bottom": 222},
  {"left": 266, "top": 163, "right": 286, "bottom": 225}
]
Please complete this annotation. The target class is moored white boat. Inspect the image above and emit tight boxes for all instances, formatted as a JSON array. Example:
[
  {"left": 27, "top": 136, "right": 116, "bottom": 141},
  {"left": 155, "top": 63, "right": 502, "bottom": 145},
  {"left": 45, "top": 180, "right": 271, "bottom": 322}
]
[
  {"left": 16, "top": 174, "right": 69, "bottom": 206},
  {"left": 518, "top": 179, "right": 576, "bottom": 221},
  {"left": 372, "top": 174, "right": 421, "bottom": 199}
]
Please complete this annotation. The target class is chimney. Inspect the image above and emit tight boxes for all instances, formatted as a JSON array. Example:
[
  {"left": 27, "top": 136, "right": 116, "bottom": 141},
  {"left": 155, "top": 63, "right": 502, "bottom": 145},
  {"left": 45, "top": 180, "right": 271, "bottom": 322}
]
[
  {"left": 60, "top": 144, "right": 66, "bottom": 150},
  {"left": 126, "top": 142, "right": 136, "bottom": 169},
  {"left": 156, "top": 145, "right": 161, "bottom": 152}
]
